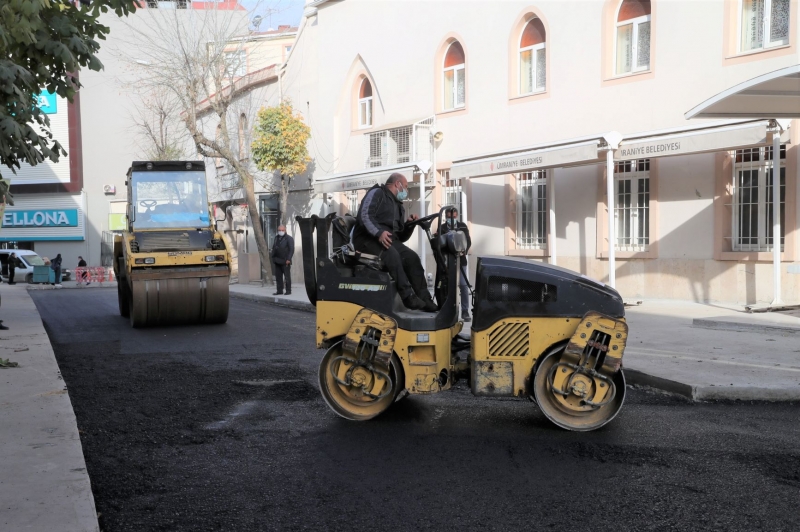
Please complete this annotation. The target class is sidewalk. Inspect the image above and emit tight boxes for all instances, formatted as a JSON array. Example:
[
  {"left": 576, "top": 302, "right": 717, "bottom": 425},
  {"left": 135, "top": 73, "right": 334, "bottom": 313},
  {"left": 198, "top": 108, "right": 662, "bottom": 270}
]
[
  {"left": 230, "top": 284, "right": 800, "bottom": 402},
  {"left": 0, "top": 284, "right": 99, "bottom": 532}
]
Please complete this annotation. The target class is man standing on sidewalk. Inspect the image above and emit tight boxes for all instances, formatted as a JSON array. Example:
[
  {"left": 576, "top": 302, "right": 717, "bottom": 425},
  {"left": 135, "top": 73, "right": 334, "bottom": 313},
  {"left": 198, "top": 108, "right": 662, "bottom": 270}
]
[
  {"left": 441, "top": 207, "right": 472, "bottom": 321},
  {"left": 8, "top": 253, "right": 16, "bottom": 285},
  {"left": 271, "top": 225, "right": 294, "bottom": 296}
]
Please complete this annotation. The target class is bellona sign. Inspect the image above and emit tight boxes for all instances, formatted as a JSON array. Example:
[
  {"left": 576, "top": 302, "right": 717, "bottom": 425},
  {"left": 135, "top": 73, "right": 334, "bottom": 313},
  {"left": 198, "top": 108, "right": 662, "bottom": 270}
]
[{"left": 2, "top": 209, "right": 79, "bottom": 228}]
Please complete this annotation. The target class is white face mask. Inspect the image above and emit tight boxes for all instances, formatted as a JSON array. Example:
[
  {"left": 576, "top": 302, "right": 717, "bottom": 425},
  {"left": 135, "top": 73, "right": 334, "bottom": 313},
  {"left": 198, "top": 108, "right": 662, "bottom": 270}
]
[{"left": 278, "top": 231, "right": 285, "bottom": 236}]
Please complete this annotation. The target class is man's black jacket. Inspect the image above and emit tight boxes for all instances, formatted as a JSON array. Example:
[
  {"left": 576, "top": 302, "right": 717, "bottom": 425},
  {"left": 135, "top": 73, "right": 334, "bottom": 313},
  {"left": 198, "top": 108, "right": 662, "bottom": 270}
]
[
  {"left": 441, "top": 219, "right": 472, "bottom": 265},
  {"left": 271, "top": 234, "right": 295, "bottom": 264},
  {"left": 352, "top": 184, "right": 414, "bottom": 243}
]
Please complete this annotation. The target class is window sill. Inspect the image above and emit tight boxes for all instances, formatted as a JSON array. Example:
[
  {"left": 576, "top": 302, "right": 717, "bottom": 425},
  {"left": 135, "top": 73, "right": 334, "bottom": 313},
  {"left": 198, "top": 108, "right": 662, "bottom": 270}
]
[
  {"left": 507, "top": 248, "right": 549, "bottom": 258},
  {"left": 436, "top": 106, "right": 467, "bottom": 118},
  {"left": 608, "top": 69, "right": 651, "bottom": 81},
  {"left": 509, "top": 90, "right": 549, "bottom": 104},
  {"left": 718, "top": 251, "right": 787, "bottom": 262},
  {"left": 597, "top": 249, "right": 657, "bottom": 259},
  {"left": 726, "top": 43, "right": 791, "bottom": 60}
]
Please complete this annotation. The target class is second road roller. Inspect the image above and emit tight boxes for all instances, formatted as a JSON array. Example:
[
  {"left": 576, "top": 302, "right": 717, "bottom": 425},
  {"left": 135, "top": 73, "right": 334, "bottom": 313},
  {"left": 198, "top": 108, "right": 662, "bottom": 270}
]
[
  {"left": 298, "top": 206, "right": 629, "bottom": 432},
  {"left": 114, "top": 161, "right": 231, "bottom": 327}
]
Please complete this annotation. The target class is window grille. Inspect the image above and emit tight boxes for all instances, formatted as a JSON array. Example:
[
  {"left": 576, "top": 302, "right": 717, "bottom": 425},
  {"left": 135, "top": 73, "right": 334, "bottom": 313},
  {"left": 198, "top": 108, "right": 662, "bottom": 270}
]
[
  {"left": 740, "top": 0, "right": 790, "bottom": 52},
  {"left": 147, "top": 0, "right": 189, "bottom": 8},
  {"left": 364, "top": 121, "right": 431, "bottom": 169},
  {"left": 516, "top": 171, "right": 547, "bottom": 249},
  {"left": 732, "top": 144, "right": 786, "bottom": 251},
  {"left": 614, "top": 159, "right": 650, "bottom": 251},
  {"left": 220, "top": 172, "right": 242, "bottom": 191},
  {"left": 442, "top": 170, "right": 464, "bottom": 222}
]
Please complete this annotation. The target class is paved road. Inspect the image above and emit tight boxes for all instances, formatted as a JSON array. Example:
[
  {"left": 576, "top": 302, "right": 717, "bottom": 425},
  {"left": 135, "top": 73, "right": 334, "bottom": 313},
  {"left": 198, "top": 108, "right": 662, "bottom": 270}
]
[{"left": 31, "top": 288, "right": 800, "bottom": 532}]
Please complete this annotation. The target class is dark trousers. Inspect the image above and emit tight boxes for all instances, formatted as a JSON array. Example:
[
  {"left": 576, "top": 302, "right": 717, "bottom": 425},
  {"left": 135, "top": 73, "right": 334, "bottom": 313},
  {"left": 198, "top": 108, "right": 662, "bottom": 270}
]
[
  {"left": 274, "top": 262, "right": 291, "bottom": 293},
  {"left": 8, "top": 268, "right": 14, "bottom": 284},
  {"left": 354, "top": 235, "right": 430, "bottom": 301}
]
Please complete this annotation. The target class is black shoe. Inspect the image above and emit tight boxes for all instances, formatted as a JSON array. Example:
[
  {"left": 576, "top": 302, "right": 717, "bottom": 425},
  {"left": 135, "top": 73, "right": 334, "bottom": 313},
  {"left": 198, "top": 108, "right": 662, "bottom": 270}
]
[
  {"left": 285, "top": 291, "right": 292, "bottom": 295},
  {"left": 462, "top": 316, "right": 472, "bottom": 323},
  {"left": 402, "top": 294, "right": 426, "bottom": 310},
  {"left": 0, "top": 321, "right": 8, "bottom": 330},
  {"left": 272, "top": 291, "right": 283, "bottom": 296}
]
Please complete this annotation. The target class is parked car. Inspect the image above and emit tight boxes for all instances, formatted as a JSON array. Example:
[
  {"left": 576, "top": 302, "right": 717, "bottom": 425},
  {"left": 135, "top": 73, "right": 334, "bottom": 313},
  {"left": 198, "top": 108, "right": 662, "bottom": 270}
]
[{"left": 0, "top": 250, "right": 72, "bottom": 283}]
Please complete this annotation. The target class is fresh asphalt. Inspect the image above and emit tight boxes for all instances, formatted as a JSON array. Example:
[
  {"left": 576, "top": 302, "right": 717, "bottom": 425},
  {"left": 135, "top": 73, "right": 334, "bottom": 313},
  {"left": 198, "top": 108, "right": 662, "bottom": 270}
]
[{"left": 30, "top": 288, "right": 800, "bottom": 532}]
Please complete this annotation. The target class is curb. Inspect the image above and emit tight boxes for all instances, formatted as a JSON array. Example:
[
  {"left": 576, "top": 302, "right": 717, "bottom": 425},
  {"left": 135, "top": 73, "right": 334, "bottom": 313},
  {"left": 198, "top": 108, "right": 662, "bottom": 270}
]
[
  {"left": 624, "top": 367, "right": 800, "bottom": 402},
  {"left": 229, "top": 290, "right": 315, "bottom": 313},
  {"left": 692, "top": 318, "right": 800, "bottom": 335}
]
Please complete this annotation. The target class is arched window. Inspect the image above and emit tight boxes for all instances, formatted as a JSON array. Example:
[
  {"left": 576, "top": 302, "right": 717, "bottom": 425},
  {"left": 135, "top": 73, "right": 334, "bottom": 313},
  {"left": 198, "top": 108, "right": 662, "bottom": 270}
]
[
  {"left": 443, "top": 41, "right": 465, "bottom": 110},
  {"left": 520, "top": 18, "right": 546, "bottom": 95},
  {"left": 358, "top": 78, "right": 373, "bottom": 128},
  {"left": 238, "top": 113, "right": 248, "bottom": 160},
  {"left": 615, "top": 0, "right": 651, "bottom": 75}
]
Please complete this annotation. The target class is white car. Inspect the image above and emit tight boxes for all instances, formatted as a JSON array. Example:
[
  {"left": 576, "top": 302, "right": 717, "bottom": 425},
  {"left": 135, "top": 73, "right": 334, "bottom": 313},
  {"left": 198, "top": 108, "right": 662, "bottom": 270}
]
[{"left": 0, "top": 250, "right": 72, "bottom": 284}]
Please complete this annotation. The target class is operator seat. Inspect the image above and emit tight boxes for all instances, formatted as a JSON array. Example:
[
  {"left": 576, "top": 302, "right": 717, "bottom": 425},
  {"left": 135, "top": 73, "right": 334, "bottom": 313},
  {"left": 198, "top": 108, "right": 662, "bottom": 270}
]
[{"left": 330, "top": 214, "right": 386, "bottom": 273}]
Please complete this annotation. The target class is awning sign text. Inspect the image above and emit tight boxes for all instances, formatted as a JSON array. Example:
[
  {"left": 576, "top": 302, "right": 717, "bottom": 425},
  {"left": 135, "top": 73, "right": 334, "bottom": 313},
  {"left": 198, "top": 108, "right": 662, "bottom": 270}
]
[{"left": 3, "top": 209, "right": 79, "bottom": 228}]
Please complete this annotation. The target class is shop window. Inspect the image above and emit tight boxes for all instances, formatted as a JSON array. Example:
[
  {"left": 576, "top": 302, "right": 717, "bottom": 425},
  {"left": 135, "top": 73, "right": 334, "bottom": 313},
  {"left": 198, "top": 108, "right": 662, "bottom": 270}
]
[
  {"left": 516, "top": 171, "right": 548, "bottom": 249},
  {"left": 358, "top": 78, "right": 373, "bottom": 128},
  {"left": 238, "top": 113, "right": 248, "bottom": 160},
  {"left": 740, "top": 0, "right": 790, "bottom": 52},
  {"left": 615, "top": 0, "right": 651, "bottom": 75},
  {"left": 732, "top": 145, "right": 786, "bottom": 251},
  {"left": 442, "top": 170, "right": 464, "bottom": 222},
  {"left": 520, "top": 18, "right": 547, "bottom": 95},
  {"left": 614, "top": 159, "right": 650, "bottom": 251},
  {"left": 443, "top": 41, "right": 465, "bottom": 111}
]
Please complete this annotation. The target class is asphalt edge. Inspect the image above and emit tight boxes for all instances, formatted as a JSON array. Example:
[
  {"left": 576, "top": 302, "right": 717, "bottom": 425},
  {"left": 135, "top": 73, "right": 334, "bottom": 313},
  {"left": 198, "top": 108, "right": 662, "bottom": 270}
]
[
  {"left": 624, "top": 367, "right": 696, "bottom": 400},
  {"left": 692, "top": 318, "right": 800, "bottom": 335},
  {"left": 229, "top": 290, "right": 315, "bottom": 313}
]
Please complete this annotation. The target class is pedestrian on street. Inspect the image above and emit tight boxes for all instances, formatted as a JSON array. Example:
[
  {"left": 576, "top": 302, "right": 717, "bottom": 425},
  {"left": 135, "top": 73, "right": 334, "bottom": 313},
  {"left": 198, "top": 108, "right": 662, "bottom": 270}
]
[
  {"left": 441, "top": 207, "right": 472, "bottom": 322},
  {"left": 271, "top": 225, "right": 294, "bottom": 296},
  {"left": 51, "top": 253, "right": 63, "bottom": 288},
  {"left": 78, "top": 256, "right": 90, "bottom": 286},
  {"left": 7, "top": 253, "right": 16, "bottom": 285}
]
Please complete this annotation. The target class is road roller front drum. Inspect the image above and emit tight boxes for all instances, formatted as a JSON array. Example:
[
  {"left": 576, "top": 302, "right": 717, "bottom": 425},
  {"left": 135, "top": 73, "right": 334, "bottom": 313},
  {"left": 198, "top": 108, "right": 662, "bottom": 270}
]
[
  {"left": 319, "top": 340, "right": 405, "bottom": 421},
  {"left": 532, "top": 347, "right": 626, "bottom": 432},
  {"left": 128, "top": 276, "right": 229, "bottom": 328}
]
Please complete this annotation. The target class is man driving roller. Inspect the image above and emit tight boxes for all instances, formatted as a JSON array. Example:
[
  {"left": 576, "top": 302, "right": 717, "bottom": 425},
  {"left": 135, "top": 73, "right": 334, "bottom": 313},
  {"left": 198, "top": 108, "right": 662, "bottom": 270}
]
[{"left": 352, "top": 173, "right": 438, "bottom": 312}]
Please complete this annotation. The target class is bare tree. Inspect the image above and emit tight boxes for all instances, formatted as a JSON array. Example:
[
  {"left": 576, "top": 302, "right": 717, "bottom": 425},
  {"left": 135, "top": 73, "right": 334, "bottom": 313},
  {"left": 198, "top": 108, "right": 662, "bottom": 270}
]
[
  {"left": 131, "top": 90, "right": 191, "bottom": 161},
  {"left": 113, "top": 4, "right": 278, "bottom": 284}
]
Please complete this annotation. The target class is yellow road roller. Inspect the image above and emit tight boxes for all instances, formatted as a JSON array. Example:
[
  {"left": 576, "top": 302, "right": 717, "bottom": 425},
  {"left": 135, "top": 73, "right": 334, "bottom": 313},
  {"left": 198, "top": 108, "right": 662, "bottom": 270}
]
[
  {"left": 114, "top": 161, "right": 230, "bottom": 327},
  {"left": 297, "top": 206, "right": 628, "bottom": 431}
]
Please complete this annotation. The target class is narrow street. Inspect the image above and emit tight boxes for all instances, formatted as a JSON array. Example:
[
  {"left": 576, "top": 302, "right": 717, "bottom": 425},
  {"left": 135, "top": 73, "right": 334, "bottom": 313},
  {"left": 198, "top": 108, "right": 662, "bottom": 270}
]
[{"left": 31, "top": 289, "right": 800, "bottom": 532}]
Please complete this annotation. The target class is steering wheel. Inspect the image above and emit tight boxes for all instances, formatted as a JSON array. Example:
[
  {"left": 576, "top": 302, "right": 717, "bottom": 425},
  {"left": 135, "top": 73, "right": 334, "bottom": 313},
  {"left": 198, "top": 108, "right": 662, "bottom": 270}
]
[
  {"left": 139, "top": 199, "right": 158, "bottom": 210},
  {"left": 405, "top": 212, "right": 439, "bottom": 229}
]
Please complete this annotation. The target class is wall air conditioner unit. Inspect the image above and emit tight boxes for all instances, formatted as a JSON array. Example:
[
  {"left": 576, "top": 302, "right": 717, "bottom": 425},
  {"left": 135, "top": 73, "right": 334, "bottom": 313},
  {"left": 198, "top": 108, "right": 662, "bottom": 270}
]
[{"left": 103, "top": 184, "right": 116, "bottom": 195}]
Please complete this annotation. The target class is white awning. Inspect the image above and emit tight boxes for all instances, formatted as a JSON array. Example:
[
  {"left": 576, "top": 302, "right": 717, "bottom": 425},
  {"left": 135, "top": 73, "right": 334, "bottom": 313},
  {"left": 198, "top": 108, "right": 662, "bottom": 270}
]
[
  {"left": 313, "top": 162, "right": 425, "bottom": 194},
  {"left": 450, "top": 138, "right": 605, "bottom": 180},
  {"left": 615, "top": 119, "right": 788, "bottom": 161},
  {"left": 685, "top": 65, "right": 800, "bottom": 120}
]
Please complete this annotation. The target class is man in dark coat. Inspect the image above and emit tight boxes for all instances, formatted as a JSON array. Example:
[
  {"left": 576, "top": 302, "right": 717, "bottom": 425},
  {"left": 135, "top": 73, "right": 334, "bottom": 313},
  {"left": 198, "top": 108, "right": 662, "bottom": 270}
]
[
  {"left": 352, "top": 173, "right": 437, "bottom": 312},
  {"left": 441, "top": 207, "right": 472, "bottom": 321},
  {"left": 271, "top": 225, "right": 294, "bottom": 296},
  {"left": 51, "top": 253, "right": 63, "bottom": 288},
  {"left": 8, "top": 253, "right": 16, "bottom": 285}
]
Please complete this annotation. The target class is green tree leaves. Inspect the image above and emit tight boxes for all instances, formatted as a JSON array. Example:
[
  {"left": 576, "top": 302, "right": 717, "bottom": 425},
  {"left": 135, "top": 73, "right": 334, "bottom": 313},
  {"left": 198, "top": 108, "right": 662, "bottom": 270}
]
[
  {"left": 251, "top": 100, "right": 311, "bottom": 180},
  {"left": 0, "top": 0, "right": 138, "bottom": 184}
]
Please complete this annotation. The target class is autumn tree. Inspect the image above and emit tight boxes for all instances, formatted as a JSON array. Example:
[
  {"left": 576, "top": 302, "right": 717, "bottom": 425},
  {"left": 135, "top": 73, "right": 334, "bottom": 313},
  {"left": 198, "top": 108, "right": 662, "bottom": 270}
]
[{"left": 251, "top": 100, "right": 311, "bottom": 224}]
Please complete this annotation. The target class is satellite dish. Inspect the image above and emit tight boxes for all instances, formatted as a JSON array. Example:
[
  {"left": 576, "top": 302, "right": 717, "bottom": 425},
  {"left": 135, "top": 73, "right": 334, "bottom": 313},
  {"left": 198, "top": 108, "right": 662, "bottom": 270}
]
[{"left": 251, "top": 15, "right": 263, "bottom": 30}]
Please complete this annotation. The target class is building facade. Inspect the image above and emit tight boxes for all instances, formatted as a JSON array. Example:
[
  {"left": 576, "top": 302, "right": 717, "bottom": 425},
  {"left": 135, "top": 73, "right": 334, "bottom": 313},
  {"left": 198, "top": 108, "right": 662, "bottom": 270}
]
[{"left": 279, "top": 0, "right": 800, "bottom": 305}]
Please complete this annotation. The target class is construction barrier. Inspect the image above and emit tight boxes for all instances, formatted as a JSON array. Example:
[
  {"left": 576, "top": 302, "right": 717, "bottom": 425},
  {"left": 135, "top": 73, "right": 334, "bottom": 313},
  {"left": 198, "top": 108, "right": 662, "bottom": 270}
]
[{"left": 74, "top": 267, "right": 114, "bottom": 285}]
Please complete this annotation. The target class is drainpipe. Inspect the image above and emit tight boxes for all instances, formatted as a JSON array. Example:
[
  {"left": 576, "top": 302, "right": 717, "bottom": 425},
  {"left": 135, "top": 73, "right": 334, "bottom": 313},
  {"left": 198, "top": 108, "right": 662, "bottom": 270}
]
[{"left": 602, "top": 132, "right": 623, "bottom": 289}]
